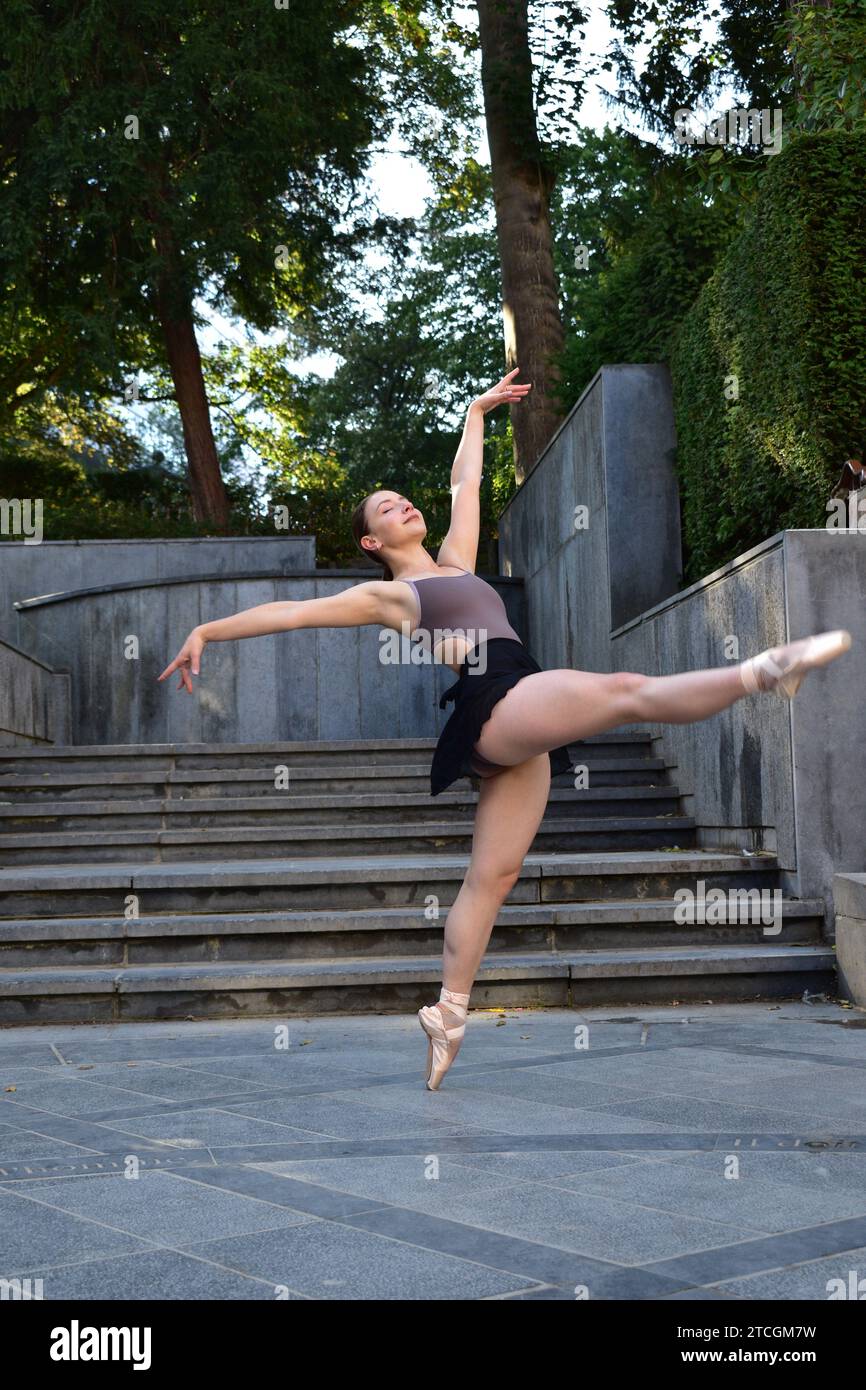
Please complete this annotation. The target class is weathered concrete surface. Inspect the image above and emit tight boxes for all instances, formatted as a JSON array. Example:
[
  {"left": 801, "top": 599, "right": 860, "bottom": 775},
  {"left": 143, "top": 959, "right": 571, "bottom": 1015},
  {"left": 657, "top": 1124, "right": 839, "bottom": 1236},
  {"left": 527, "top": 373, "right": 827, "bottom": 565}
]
[
  {"left": 0, "top": 637, "right": 70, "bottom": 746},
  {"left": 784, "top": 532, "right": 866, "bottom": 924},
  {"left": 602, "top": 531, "right": 866, "bottom": 922},
  {"left": 0, "top": 535, "right": 315, "bottom": 646},
  {"left": 499, "top": 364, "right": 866, "bottom": 932},
  {"left": 834, "top": 873, "right": 866, "bottom": 1005},
  {"left": 499, "top": 363, "right": 682, "bottom": 674},
  {"left": 610, "top": 535, "right": 795, "bottom": 871},
  {"left": 11, "top": 571, "right": 527, "bottom": 746}
]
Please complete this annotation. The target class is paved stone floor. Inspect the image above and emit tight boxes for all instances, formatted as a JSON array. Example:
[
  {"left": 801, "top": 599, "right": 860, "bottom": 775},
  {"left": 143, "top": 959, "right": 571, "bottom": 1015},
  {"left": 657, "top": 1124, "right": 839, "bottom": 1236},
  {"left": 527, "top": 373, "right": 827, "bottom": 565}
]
[{"left": 2, "top": 998, "right": 866, "bottom": 1300}]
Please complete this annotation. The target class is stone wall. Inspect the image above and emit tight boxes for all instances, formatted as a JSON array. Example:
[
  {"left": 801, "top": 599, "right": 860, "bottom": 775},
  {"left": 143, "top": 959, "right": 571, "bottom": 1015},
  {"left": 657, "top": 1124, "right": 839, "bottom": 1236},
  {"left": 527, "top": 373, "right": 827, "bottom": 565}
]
[
  {"left": 10, "top": 569, "right": 527, "bottom": 746},
  {"left": 0, "top": 535, "right": 315, "bottom": 646},
  {"left": 499, "top": 364, "right": 866, "bottom": 927},
  {"left": 0, "top": 638, "right": 70, "bottom": 746}
]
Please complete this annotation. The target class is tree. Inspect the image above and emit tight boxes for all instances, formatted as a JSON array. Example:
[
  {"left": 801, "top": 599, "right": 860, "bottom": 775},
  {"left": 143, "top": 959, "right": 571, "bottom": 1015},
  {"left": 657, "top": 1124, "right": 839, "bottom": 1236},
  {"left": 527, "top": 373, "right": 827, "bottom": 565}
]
[
  {"left": 200, "top": 182, "right": 516, "bottom": 568},
  {"left": 601, "top": 0, "right": 791, "bottom": 132},
  {"left": 475, "top": 0, "right": 568, "bottom": 483},
  {"left": 0, "top": 0, "right": 477, "bottom": 527},
  {"left": 549, "top": 127, "right": 742, "bottom": 403}
]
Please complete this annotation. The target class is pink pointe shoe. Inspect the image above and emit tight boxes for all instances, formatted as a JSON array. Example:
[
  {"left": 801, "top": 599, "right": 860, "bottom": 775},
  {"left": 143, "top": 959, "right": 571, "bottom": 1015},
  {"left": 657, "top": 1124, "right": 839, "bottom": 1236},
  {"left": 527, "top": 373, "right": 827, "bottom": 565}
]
[
  {"left": 739, "top": 629, "right": 852, "bottom": 699},
  {"left": 418, "top": 987, "right": 470, "bottom": 1090}
]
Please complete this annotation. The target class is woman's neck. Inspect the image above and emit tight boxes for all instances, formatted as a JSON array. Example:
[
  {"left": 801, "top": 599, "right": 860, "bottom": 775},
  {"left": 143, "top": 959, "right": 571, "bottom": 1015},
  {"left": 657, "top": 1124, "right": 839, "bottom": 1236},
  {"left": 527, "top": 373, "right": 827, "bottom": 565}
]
[{"left": 389, "top": 552, "right": 440, "bottom": 581}]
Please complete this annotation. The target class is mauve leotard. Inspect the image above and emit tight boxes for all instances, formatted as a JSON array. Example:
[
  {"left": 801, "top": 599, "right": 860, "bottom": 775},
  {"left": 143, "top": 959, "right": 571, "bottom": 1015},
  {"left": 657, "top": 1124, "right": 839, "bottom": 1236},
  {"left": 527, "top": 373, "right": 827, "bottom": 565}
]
[
  {"left": 397, "top": 568, "right": 521, "bottom": 654},
  {"left": 393, "top": 568, "right": 571, "bottom": 794}
]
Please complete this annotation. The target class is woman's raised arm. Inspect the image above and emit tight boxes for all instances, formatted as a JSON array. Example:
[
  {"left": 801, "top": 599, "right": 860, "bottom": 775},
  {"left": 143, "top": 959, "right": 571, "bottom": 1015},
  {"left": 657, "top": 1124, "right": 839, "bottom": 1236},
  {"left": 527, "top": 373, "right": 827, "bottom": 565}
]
[{"left": 437, "top": 369, "right": 532, "bottom": 572}]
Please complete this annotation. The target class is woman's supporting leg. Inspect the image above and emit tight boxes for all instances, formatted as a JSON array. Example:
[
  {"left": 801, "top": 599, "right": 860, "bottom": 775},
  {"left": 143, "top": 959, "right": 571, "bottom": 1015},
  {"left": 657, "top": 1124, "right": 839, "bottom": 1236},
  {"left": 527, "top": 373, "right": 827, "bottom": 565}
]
[
  {"left": 471, "top": 662, "right": 752, "bottom": 769},
  {"left": 441, "top": 752, "right": 552, "bottom": 994}
]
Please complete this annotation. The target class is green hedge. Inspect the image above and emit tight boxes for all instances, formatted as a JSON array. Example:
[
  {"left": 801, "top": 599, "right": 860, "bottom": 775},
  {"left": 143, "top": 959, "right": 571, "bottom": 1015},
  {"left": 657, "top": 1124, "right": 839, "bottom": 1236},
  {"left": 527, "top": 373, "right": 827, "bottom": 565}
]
[
  {"left": 669, "top": 131, "right": 866, "bottom": 583},
  {"left": 0, "top": 442, "right": 264, "bottom": 539}
]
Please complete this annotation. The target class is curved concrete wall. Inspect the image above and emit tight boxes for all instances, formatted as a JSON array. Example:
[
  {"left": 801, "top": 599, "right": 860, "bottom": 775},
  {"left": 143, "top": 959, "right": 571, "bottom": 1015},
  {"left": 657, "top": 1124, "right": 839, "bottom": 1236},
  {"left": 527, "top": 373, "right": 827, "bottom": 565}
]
[
  {"left": 13, "top": 571, "right": 528, "bottom": 746},
  {"left": 0, "top": 535, "right": 316, "bottom": 646}
]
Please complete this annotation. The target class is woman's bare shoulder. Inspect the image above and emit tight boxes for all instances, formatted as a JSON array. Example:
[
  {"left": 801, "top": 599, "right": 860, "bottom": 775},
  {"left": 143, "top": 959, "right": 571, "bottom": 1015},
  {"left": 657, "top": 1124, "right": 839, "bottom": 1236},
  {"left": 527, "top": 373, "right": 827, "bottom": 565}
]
[{"left": 367, "top": 577, "right": 416, "bottom": 631}]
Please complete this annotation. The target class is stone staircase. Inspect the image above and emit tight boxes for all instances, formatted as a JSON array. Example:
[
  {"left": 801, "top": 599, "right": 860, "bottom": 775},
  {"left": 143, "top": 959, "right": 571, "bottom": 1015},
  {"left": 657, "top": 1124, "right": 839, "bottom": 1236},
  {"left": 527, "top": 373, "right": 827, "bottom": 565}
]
[{"left": 0, "top": 736, "right": 834, "bottom": 1025}]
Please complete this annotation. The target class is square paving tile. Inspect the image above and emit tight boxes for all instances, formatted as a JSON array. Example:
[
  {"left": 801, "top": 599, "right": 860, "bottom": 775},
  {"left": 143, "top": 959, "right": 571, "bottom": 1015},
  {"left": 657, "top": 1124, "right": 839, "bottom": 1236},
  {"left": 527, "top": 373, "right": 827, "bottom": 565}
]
[
  {"left": 546, "top": 1153, "right": 866, "bottom": 1231},
  {"left": 20, "top": 1247, "right": 293, "bottom": 1300},
  {"left": 189, "top": 1220, "right": 543, "bottom": 1299},
  {"left": 2, "top": 1169, "right": 319, "bottom": 1249},
  {"left": 0, "top": 1188, "right": 148, "bottom": 1274},
  {"left": 713, "top": 1246, "right": 866, "bottom": 1299}
]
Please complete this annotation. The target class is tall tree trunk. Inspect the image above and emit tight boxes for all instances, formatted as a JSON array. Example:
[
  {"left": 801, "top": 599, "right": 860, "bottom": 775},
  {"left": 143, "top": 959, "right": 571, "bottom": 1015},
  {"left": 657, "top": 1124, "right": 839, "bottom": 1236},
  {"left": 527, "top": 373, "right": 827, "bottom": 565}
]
[
  {"left": 149, "top": 203, "right": 230, "bottom": 530},
  {"left": 155, "top": 281, "right": 231, "bottom": 530},
  {"left": 476, "top": 0, "right": 566, "bottom": 486}
]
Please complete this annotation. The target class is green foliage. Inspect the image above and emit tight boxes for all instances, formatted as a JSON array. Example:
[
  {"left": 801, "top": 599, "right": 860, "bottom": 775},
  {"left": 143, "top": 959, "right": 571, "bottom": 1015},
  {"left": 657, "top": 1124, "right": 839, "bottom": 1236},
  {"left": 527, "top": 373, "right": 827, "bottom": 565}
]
[
  {"left": 197, "top": 178, "right": 517, "bottom": 568},
  {"left": 0, "top": 0, "right": 477, "bottom": 506},
  {"left": 601, "top": 0, "right": 790, "bottom": 135},
  {"left": 669, "top": 130, "right": 866, "bottom": 583},
  {"left": 0, "top": 392, "right": 262, "bottom": 539},
  {"left": 549, "top": 127, "right": 742, "bottom": 405},
  {"left": 680, "top": 0, "right": 866, "bottom": 203},
  {"left": 779, "top": 0, "right": 866, "bottom": 132}
]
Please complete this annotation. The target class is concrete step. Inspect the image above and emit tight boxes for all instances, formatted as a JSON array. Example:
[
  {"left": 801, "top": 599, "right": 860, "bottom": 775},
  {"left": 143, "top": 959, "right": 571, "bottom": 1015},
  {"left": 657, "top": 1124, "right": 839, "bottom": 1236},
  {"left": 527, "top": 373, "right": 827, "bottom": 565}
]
[
  {"left": 0, "top": 814, "right": 699, "bottom": 865},
  {"left": 0, "top": 943, "right": 837, "bottom": 1024},
  {"left": 0, "top": 726, "right": 822, "bottom": 1026},
  {"left": 0, "top": 785, "right": 685, "bottom": 831},
  {"left": 0, "top": 896, "right": 827, "bottom": 968},
  {"left": 0, "top": 732, "right": 656, "bottom": 775},
  {"left": 0, "top": 756, "right": 671, "bottom": 801},
  {"left": 0, "top": 848, "right": 780, "bottom": 917}
]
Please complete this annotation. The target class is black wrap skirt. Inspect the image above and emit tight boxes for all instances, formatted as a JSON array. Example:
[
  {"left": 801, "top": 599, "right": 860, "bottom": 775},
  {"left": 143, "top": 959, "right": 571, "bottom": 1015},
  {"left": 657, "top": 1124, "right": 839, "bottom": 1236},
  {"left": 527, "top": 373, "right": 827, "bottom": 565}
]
[{"left": 430, "top": 637, "right": 573, "bottom": 797}]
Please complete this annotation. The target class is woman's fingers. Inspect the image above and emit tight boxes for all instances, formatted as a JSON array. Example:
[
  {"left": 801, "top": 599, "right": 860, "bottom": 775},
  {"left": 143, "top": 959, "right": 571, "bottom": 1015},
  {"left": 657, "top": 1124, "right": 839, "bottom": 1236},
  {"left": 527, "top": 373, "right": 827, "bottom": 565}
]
[
  {"left": 473, "top": 368, "right": 532, "bottom": 412},
  {"left": 496, "top": 368, "right": 530, "bottom": 397},
  {"left": 176, "top": 660, "right": 194, "bottom": 693},
  {"left": 158, "top": 656, "right": 187, "bottom": 684},
  {"left": 500, "top": 367, "right": 529, "bottom": 387},
  {"left": 158, "top": 641, "right": 202, "bottom": 690}
]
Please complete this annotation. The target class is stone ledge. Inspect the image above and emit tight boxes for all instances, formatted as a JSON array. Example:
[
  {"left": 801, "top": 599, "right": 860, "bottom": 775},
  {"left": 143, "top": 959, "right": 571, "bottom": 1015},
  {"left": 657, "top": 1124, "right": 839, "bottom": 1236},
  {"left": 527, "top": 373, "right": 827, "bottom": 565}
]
[{"left": 834, "top": 872, "right": 866, "bottom": 1005}]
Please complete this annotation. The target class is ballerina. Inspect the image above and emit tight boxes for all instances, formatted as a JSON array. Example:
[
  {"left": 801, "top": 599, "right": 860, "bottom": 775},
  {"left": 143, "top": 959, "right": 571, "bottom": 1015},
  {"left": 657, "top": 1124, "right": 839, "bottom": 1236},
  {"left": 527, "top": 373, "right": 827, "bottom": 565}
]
[{"left": 159, "top": 368, "right": 853, "bottom": 1090}]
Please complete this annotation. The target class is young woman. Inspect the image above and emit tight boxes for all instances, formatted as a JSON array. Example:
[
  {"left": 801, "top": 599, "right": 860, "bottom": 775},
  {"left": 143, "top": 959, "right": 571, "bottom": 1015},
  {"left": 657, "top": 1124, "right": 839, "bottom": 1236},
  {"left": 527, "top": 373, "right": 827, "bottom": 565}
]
[{"left": 159, "top": 369, "right": 852, "bottom": 1091}]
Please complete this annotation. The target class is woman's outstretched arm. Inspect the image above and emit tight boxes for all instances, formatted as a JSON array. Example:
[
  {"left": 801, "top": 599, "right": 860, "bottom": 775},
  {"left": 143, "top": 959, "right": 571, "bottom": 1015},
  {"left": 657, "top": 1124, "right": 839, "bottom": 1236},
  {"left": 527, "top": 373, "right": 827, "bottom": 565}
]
[{"left": 158, "top": 581, "right": 394, "bottom": 693}]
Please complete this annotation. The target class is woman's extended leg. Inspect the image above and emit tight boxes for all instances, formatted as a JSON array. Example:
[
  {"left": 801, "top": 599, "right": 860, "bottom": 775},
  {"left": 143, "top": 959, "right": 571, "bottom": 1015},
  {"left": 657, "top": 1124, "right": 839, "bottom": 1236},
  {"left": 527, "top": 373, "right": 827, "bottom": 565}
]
[
  {"left": 470, "top": 664, "right": 747, "bottom": 768},
  {"left": 471, "top": 628, "right": 852, "bottom": 769},
  {"left": 431, "top": 667, "right": 744, "bottom": 1000},
  {"left": 436, "top": 657, "right": 767, "bottom": 985}
]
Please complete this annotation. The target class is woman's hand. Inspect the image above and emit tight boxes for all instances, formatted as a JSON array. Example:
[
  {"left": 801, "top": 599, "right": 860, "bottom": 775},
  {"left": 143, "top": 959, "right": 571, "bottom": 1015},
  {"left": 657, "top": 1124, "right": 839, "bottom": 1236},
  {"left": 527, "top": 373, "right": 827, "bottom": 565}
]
[
  {"left": 158, "top": 627, "right": 208, "bottom": 693},
  {"left": 471, "top": 367, "right": 532, "bottom": 415}
]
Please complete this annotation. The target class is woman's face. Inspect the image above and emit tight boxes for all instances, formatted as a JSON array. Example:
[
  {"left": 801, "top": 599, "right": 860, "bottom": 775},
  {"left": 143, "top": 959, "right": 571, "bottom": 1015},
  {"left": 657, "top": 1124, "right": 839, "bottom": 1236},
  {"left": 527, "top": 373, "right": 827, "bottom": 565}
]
[{"left": 364, "top": 491, "right": 426, "bottom": 556}]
